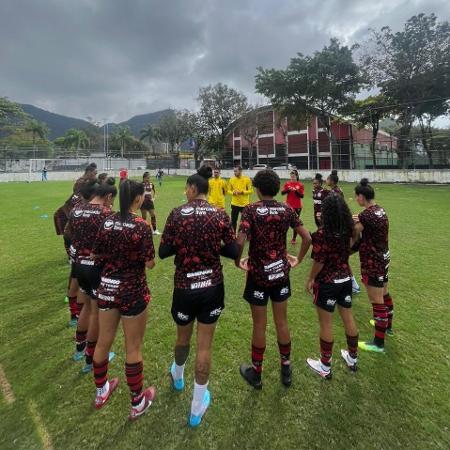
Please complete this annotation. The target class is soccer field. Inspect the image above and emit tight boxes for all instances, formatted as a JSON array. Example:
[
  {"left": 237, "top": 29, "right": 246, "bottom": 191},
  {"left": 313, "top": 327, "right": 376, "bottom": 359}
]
[{"left": 0, "top": 177, "right": 449, "bottom": 450}]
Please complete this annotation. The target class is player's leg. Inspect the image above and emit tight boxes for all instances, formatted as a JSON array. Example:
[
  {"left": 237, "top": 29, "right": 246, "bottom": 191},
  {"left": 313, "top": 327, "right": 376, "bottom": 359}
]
[
  {"left": 93, "top": 308, "right": 120, "bottom": 409},
  {"left": 67, "top": 276, "right": 79, "bottom": 327},
  {"left": 338, "top": 304, "right": 359, "bottom": 371},
  {"left": 272, "top": 299, "right": 292, "bottom": 386},
  {"left": 230, "top": 205, "right": 239, "bottom": 232},
  {"left": 73, "top": 291, "right": 90, "bottom": 361},
  {"left": 150, "top": 208, "right": 160, "bottom": 235},
  {"left": 383, "top": 282, "right": 394, "bottom": 335},
  {"left": 122, "top": 306, "right": 156, "bottom": 421},
  {"left": 170, "top": 322, "right": 194, "bottom": 391}
]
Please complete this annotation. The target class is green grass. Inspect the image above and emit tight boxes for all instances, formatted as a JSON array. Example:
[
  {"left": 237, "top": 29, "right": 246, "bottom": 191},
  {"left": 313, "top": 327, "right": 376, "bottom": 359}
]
[{"left": 0, "top": 177, "right": 449, "bottom": 450}]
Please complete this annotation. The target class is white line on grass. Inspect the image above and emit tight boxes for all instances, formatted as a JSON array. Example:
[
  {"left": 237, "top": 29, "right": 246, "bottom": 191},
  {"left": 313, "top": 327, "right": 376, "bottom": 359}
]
[
  {"left": 0, "top": 364, "right": 15, "bottom": 404},
  {"left": 28, "top": 400, "right": 53, "bottom": 450}
]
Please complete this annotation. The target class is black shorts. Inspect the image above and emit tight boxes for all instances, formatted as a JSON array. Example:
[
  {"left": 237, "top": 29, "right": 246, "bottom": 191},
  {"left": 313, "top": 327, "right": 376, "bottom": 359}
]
[
  {"left": 362, "top": 272, "right": 389, "bottom": 288},
  {"left": 172, "top": 283, "right": 224, "bottom": 325},
  {"left": 141, "top": 198, "right": 154, "bottom": 211},
  {"left": 313, "top": 279, "right": 352, "bottom": 313},
  {"left": 98, "top": 292, "right": 149, "bottom": 317},
  {"left": 72, "top": 262, "right": 102, "bottom": 298},
  {"left": 243, "top": 275, "right": 291, "bottom": 306}
]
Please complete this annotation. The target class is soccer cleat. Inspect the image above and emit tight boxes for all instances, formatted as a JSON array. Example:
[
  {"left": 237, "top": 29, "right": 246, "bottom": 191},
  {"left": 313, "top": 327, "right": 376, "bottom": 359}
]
[
  {"left": 369, "top": 320, "right": 394, "bottom": 336},
  {"left": 340, "top": 349, "right": 358, "bottom": 372},
  {"left": 72, "top": 350, "right": 84, "bottom": 361},
  {"left": 306, "top": 358, "right": 332, "bottom": 379},
  {"left": 358, "top": 340, "right": 385, "bottom": 353},
  {"left": 68, "top": 318, "right": 77, "bottom": 327},
  {"left": 280, "top": 364, "right": 292, "bottom": 387},
  {"left": 82, "top": 352, "right": 115, "bottom": 374},
  {"left": 152, "top": 230, "right": 161, "bottom": 235},
  {"left": 239, "top": 363, "right": 262, "bottom": 390},
  {"left": 169, "top": 362, "right": 185, "bottom": 391},
  {"left": 188, "top": 390, "right": 211, "bottom": 427},
  {"left": 128, "top": 386, "right": 157, "bottom": 422},
  {"left": 94, "top": 377, "right": 119, "bottom": 409}
]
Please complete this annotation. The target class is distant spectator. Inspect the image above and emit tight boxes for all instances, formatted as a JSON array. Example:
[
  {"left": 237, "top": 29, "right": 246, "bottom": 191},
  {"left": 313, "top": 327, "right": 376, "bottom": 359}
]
[{"left": 42, "top": 166, "right": 48, "bottom": 181}]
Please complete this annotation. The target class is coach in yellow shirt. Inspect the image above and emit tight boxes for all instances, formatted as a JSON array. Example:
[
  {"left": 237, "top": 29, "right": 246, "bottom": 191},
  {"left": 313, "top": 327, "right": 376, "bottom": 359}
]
[
  {"left": 208, "top": 168, "right": 227, "bottom": 209},
  {"left": 228, "top": 165, "right": 253, "bottom": 231}
]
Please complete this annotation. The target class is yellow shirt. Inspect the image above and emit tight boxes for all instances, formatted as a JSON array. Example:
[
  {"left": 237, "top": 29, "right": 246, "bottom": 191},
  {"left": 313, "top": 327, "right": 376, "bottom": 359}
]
[
  {"left": 227, "top": 175, "right": 253, "bottom": 207},
  {"left": 208, "top": 177, "right": 227, "bottom": 208}
]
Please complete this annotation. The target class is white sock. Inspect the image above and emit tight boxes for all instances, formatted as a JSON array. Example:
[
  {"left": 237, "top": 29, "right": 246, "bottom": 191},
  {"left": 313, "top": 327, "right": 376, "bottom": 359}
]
[
  {"left": 173, "top": 362, "right": 185, "bottom": 380},
  {"left": 191, "top": 381, "right": 208, "bottom": 416},
  {"left": 98, "top": 380, "right": 109, "bottom": 397}
]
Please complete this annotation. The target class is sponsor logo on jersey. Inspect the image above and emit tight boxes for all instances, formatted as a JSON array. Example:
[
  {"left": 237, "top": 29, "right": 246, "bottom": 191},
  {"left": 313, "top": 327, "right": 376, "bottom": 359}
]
[
  {"left": 80, "top": 258, "right": 94, "bottom": 266},
  {"left": 375, "top": 209, "right": 386, "bottom": 217},
  {"left": 181, "top": 206, "right": 195, "bottom": 216},
  {"left": 256, "top": 206, "right": 269, "bottom": 216},
  {"left": 186, "top": 269, "right": 213, "bottom": 278},
  {"left": 280, "top": 287, "right": 289, "bottom": 295},
  {"left": 98, "top": 293, "right": 114, "bottom": 302},
  {"left": 264, "top": 260, "right": 283, "bottom": 271},
  {"left": 190, "top": 279, "right": 212, "bottom": 290},
  {"left": 268, "top": 272, "right": 284, "bottom": 281},
  {"left": 101, "top": 277, "right": 121, "bottom": 285},
  {"left": 73, "top": 209, "right": 83, "bottom": 217},
  {"left": 253, "top": 290, "right": 265, "bottom": 300},
  {"left": 104, "top": 219, "right": 114, "bottom": 229}
]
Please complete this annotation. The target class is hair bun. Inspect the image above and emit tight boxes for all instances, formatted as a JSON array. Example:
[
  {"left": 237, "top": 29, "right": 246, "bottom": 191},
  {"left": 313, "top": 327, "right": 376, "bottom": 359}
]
[
  {"left": 197, "top": 165, "right": 213, "bottom": 180},
  {"left": 360, "top": 178, "right": 369, "bottom": 187},
  {"left": 331, "top": 170, "right": 338, "bottom": 175},
  {"left": 315, "top": 173, "right": 322, "bottom": 180},
  {"left": 106, "top": 177, "right": 116, "bottom": 186}
]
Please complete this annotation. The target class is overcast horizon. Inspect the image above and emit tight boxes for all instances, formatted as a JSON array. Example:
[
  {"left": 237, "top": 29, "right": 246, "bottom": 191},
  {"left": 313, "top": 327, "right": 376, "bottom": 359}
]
[{"left": 1, "top": 0, "right": 449, "bottom": 124}]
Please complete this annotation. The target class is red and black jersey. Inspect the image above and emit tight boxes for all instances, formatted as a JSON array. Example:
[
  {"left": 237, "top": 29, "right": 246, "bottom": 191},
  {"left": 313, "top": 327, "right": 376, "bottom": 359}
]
[
  {"left": 311, "top": 228, "right": 351, "bottom": 284},
  {"left": 331, "top": 186, "right": 344, "bottom": 197},
  {"left": 93, "top": 212, "right": 155, "bottom": 300},
  {"left": 312, "top": 186, "right": 329, "bottom": 214},
  {"left": 282, "top": 181, "right": 304, "bottom": 209},
  {"left": 143, "top": 181, "right": 155, "bottom": 198},
  {"left": 239, "top": 200, "right": 302, "bottom": 287},
  {"left": 66, "top": 203, "right": 112, "bottom": 266},
  {"left": 161, "top": 199, "right": 235, "bottom": 290},
  {"left": 358, "top": 205, "right": 390, "bottom": 278}
]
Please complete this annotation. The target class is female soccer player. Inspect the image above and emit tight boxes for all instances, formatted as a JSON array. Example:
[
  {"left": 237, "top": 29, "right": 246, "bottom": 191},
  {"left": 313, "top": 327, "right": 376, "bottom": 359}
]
[
  {"left": 227, "top": 166, "right": 253, "bottom": 232},
  {"left": 208, "top": 167, "right": 227, "bottom": 209},
  {"left": 327, "top": 170, "right": 344, "bottom": 197},
  {"left": 91, "top": 180, "right": 156, "bottom": 421},
  {"left": 141, "top": 172, "right": 160, "bottom": 234},
  {"left": 312, "top": 173, "right": 328, "bottom": 228},
  {"left": 64, "top": 179, "right": 118, "bottom": 373},
  {"left": 159, "top": 166, "right": 238, "bottom": 427},
  {"left": 281, "top": 169, "right": 304, "bottom": 244},
  {"left": 235, "top": 169, "right": 311, "bottom": 389},
  {"left": 305, "top": 194, "right": 359, "bottom": 379},
  {"left": 97, "top": 173, "right": 108, "bottom": 184},
  {"left": 353, "top": 178, "right": 393, "bottom": 353}
]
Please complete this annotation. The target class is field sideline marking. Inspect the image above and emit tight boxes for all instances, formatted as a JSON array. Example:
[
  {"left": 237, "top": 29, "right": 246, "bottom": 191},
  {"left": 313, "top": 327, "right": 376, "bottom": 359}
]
[
  {"left": 0, "top": 364, "right": 15, "bottom": 404},
  {"left": 28, "top": 400, "right": 54, "bottom": 450}
]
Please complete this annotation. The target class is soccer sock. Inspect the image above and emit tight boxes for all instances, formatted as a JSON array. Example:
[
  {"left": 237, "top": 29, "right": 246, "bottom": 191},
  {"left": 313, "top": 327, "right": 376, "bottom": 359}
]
[
  {"left": 251, "top": 344, "right": 266, "bottom": 374},
  {"left": 278, "top": 341, "right": 291, "bottom": 366},
  {"left": 75, "top": 302, "right": 83, "bottom": 318},
  {"left": 68, "top": 296, "right": 77, "bottom": 319},
  {"left": 85, "top": 341, "right": 96, "bottom": 365},
  {"left": 93, "top": 358, "right": 109, "bottom": 391},
  {"left": 75, "top": 330, "right": 87, "bottom": 352},
  {"left": 320, "top": 339, "right": 333, "bottom": 368},
  {"left": 191, "top": 381, "right": 208, "bottom": 416},
  {"left": 346, "top": 334, "right": 359, "bottom": 360},
  {"left": 384, "top": 293, "right": 394, "bottom": 329},
  {"left": 151, "top": 216, "right": 157, "bottom": 231},
  {"left": 126, "top": 361, "right": 144, "bottom": 406},
  {"left": 373, "top": 304, "right": 388, "bottom": 347}
]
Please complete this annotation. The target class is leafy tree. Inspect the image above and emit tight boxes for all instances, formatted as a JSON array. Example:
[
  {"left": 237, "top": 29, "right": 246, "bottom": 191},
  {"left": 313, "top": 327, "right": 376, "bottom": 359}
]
[
  {"left": 255, "top": 39, "right": 363, "bottom": 143},
  {"left": 25, "top": 119, "right": 49, "bottom": 148},
  {"left": 112, "top": 126, "right": 133, "bottom": 158},
  {"left": 56, "top": 128, "right": 90, "bottom": 154},
  {"left": 361, "top": 13, "right": 450, "bottom": 167},
  {"left": 158, "top": 110, "right": 190, "bottom": 153},
  {"left": 140, "top": 124, "right": 162, "bottom": 156},
  {"left": 197, "top": 83, "right": 248, "bottom": 156},
  {"left": 0, "top": 97, "right": 26, "bottom": 125}
]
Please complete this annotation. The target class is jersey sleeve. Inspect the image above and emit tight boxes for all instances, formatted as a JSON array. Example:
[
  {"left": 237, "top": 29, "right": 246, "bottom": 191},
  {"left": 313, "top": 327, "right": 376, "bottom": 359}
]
[
  {"left": 242, "top": 177, "right": 253, "bottom": 195},
  {"left": 238, "top": 205, "right": 252, "bottom": 238},
  {"left": 141, "top": 222, "right": 155, "bottom": 261},
  {"left": 161, "top": 210, "right": 176, "bottom": 247},
  {"left": 358, "top": 209, "right": 369, "bottom": 228},
  {"left": 311, "top": 231, "right": 327, "bottom": 264}
]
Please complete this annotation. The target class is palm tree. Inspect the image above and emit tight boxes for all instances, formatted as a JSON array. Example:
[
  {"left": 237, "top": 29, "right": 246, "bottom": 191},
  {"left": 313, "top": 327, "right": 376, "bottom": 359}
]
[
  {"left": 140, "top": 124, "right": 161, "bottom": 156},
  {"left": 63, "top": 128, "right": 90, "bottom": 156},
  {"left": 113, "top": 126, "right": 133, "bottom": 158},
  {"left": 25, "top": 119, "right": 49, "bottom": 157}
]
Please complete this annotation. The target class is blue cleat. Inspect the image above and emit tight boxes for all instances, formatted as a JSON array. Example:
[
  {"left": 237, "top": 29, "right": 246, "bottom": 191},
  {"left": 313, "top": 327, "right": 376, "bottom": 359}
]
[
  {"left": 169, "top": 362, "right": 185, "bottom": 391},
  {"left": 72, "top": 351, "right": 84, "bottom": 361},
  {"left": 81, "top": 352, "right": 115, "bottom": 374},
  {"left": 68, "top": 318, "right": 77, "bottom": 328},
  {"left": 188, "top": 390, "right": 211, "bottom": 428}
]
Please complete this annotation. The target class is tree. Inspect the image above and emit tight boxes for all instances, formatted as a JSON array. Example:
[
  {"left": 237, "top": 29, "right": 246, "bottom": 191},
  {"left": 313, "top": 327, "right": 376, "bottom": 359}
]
[
  {"left": 158, "top": 110, "right": 190, "bottom": 153},
  {"left": 25, "top": 119, "right": 49, "bottom": 148},
  {"left": 140, "top": 124, "right": 162, "bottom": 156},
  {"left": 197, "top": 83, "right": 248, "bottom": 156},
  {"left": 238, "top": 106, "right": 260, "bottom": 168},
  {"left": 113, "top": 126, "right": 133, "bottom": 158},
  {"left": 255, "top": 39, "right": 363, "bottom": 145},
  {"left": 56, "top": 129, "right": 90, "bottom": 154},
  {"left": 0, "top": 97, "right": 26, "bottom": 125},
  {"left": 361, "top": 13, "right": 450, "bottom": 168},
  {"left": 347, "top": 95, "right": 392, "bottom": 168}
]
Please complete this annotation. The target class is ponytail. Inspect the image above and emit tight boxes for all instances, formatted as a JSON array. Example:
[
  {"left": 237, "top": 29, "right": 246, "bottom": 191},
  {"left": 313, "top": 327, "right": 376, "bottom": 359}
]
[
  {"left": 328, "top": 170, "right": 339, "bottom": 185},
  {"left": 119, "top": 180, "right": 144, "bottom": 220},
  {"left": 355, "top": 178, "right": 375, "bottom": 200}
]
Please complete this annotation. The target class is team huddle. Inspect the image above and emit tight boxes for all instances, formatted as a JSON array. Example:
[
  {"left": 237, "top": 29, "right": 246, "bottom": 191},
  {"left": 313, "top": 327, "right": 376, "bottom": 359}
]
[{"left": 53, "top": 163, "right": 393, "bottom": 427}]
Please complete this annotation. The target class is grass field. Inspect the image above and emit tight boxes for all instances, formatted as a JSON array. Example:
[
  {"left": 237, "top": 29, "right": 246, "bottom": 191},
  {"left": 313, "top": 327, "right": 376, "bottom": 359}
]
[{"left": 1, "top": 176, "right": 449, "bottom": 450}]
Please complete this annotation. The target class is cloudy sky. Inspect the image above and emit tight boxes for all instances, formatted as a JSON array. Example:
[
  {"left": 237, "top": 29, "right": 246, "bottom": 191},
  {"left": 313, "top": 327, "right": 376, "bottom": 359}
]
[{"left": 1, "top": 0, "right": 449, "bottom": 123}]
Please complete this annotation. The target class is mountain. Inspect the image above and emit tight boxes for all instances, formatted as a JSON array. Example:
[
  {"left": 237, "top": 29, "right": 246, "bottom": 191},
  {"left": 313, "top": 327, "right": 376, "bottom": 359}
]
[
  {"left": 112, "top": 109, "right": 173, "bottom": 136},
  {"left": 20, "top": 104, "right": 93, "bottom": 140},
  {"left": 20, "top": 104, "right": 172, "bottom": 140}
]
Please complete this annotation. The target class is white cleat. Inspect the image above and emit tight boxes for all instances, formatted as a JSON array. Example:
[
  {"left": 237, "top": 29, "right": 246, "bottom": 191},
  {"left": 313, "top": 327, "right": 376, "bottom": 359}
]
[
  {"left": 306, "top": 358, "right": 332, "bottom": 379},
  {"left": 340, "top": 349, "right": 358, "bottom": 372}
]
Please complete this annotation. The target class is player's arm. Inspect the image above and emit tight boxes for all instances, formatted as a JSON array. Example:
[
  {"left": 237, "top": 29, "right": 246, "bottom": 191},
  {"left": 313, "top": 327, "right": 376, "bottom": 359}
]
[
  {"left": 227, "top": 179, "right": 234, "bottom": 196},
  {"left": 295, "top": 225, "right": 312, "bottom": 264},
  {"left": 242, "top": 178, "right": 253, "bottom": 195},
  {"left": 281, "top": 183, "right": 289, "bottom": 195},
  {"left": 306, "top": 260, "right": 324, "bottom": 294},
  {"left": 295, "top": 184, "right": 305, "bottom": 198},
  {"left": 234, "top": 231, "right": 247, "bottom": 269},
  {"left": 63, "top": 217, "right": 73, "bottom": 241},
  {"left": 219, "top": 213, "right": 239, "bottom": 259},
  {"left": 158, "top": 211, "right": 176, "bottom": 259},
  {"left": 351, "top": 222, "right": 364, "bottom": 248}
]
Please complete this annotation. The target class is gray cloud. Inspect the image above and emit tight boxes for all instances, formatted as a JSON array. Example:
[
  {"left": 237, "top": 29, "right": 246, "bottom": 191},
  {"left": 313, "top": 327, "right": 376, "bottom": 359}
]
[{"left": 1, "top": 0, "right": 449, "bottom": 122}]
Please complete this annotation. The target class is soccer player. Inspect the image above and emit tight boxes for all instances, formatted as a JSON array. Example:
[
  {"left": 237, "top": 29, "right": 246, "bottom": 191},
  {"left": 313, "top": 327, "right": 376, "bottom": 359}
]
[
  {"left": 305, "top": 194, "right": 359, "bottom": 379},
  {"left": 97, "top": 173, "right": 108, "bottom": 184},
  {"left": 228, "top": 166, "right": 253, "bottom": 232},
  {"left": 73, "top": 163, "right": 97, "bottom": 193},
  {"left": 281, "top": 169, "right": 304, "bottom": 244},
  {"left": 208, "top": 167, "right": 227, "bottom": 209},
  {"left": 235, "top": 169, "right": 311, "bottom": 389},
  {"left": 119, "top": 168, "right": 128, "bottom": 184},
  {"left": 353, "top": 178, "right": 393, "bottom": 353},
  {"left": 327, "top": 170, "right": 344, "bottom": 197},
  {"left": 312, "top": 173, "right": 329, "bottom": 228},
  {"left": 141, "top": 172, "right": 160, "bottom": 235},
  {"left": 90, "top": 180, "right": 156, "bottom": 420},
  {"left": 159, "top": 166, "right": 238, "bottom": 427},
  {"left": 64, "top": 179, "right": 117, "bottom": 373}
]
